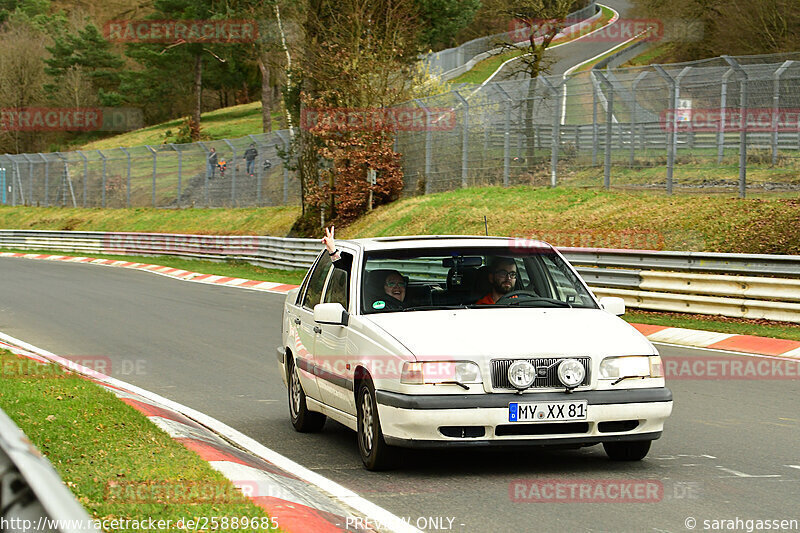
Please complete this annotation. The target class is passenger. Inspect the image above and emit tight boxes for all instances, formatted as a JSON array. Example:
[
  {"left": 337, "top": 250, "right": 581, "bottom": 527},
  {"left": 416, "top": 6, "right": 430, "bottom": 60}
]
[
  {"left": 382, "top": 271, "right": 407, "bottom": 303},
  {"left": 322, "top": 226, "right": 406, "bottom": 308},
  {"left": 475, "top": 257, "right": 517, "bottom": 305},
  {"left": 322, "top": 225, "right": 352, "bottom": 271}
]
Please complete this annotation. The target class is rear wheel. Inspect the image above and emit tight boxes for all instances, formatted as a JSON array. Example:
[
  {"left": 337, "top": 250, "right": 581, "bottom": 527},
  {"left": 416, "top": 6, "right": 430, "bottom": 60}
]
[
  {"left": 356, "top": 379, "right": 396, "bottom": 471},
  {"left": 288, "top": 357, "right": 326, "bottom": 432},
  {"left": 603, "top": 440, "right": 651, "bottom": 461}
]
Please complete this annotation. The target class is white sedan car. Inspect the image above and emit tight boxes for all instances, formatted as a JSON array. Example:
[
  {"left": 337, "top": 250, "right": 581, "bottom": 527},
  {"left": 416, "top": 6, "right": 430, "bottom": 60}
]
[{"left": 277, "top": 236, "right": 672, "bottom": 470}]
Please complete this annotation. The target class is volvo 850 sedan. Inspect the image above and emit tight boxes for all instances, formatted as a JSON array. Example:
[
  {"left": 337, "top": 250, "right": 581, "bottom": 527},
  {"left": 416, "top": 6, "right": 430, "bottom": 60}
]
[{"left": 277, "top": 236, "right": 672, "bottom": 470}]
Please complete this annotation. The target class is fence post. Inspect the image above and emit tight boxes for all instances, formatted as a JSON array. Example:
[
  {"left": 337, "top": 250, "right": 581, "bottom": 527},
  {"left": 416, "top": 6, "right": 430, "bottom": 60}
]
[
  {"left": 723, "top": 56, "right": 748, "bottom": 199},
  {"left": 414, "top": 99, "right": 433, "bottom": 193},
  {"left": 772, "top": 60, "right": 793, "bottom": 166},
  {"left": 654, "top": 65, "right": 675, "bottom": 195},
  {"left": 223, "top": 139, "right": 237, "bottom": 206},
  {"left": 718, "top": 69, "right": 733, "bottom": 165},
  {"left": 77, "top": 151, "right": 88, "bottom": 207},
  {"left": 540, "top": 76, "right": 562, "bottom": 187},
  {"left": 12, "top": 160, "right": 21, "bottom": 206},
  {"left": 594, "top": 71, "right": 614, "bottom": 189},
  {"left": 20, "top": 154, "right": 33, "bottom": 206},
  {"left": 275, "top": 131, "right": 290, "bottom": 205},
  {"left": 591, "top": 71, "right": 599, "bottom": 166},
  {"left": 493, "top": 84, "right": 513, "bottom": 187},
  {"left": 168, "top": 144, "right": 181, "bottom": 207},
  {"left": 631, "top": 71, "right": 649, "bottom": 167},
  {"left": 146, "top": 145, "right": 157, "bottom": 207},
  {"left": 198, "top": 142, "right": 210, "bottom": 207},
  {"left": 451, "top": 90, "right": 469, "bottom": 189},
  {"left": 38, "top": 154, "right": 49, "bottom": 206},
  {"left": 97, "top": 150, "right": 107, "bottom": 208},
  {"left": 119, "top": 147, "right": 131, "bottom": 207}
]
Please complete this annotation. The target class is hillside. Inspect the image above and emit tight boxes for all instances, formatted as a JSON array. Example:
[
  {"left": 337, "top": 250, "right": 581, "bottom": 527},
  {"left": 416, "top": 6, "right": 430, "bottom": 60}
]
[{"left": 1, "top": 187, "right": 797, "bottom": 255}]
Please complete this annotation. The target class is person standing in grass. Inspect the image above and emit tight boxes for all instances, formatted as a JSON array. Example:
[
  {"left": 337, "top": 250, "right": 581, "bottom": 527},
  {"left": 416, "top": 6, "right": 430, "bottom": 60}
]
[
  {"left": 207, "top": 147, "right": 218, "bottom": 179},
  {"left": 244, "top": 143, "right": 258, "bottom": 177}
]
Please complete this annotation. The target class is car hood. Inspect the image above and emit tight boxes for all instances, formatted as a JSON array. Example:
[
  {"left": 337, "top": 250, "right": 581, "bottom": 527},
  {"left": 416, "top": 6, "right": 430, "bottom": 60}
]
[{"left": 363, "top": 308, "right": 655, "bottom": 360}]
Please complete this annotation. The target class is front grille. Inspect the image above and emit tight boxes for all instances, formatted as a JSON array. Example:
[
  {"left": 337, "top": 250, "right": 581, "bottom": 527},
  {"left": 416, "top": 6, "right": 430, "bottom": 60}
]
[{"left": 491, "top": 357, "right": 591, "bottom": 390}]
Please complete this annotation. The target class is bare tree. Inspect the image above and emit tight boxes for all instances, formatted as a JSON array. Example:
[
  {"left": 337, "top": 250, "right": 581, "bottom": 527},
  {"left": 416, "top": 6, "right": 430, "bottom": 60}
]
[
  {"left": 484, "top": 0, "right": 574, "bottom": 172},
  {"left": 0, "top": 20, "right": 50, "bottom": 153}
]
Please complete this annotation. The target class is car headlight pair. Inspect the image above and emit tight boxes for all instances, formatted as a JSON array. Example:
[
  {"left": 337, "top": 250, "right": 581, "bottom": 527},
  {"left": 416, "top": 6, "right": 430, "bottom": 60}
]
[
  {"left": 599, "top": 355, "right": 664, "bottom": 380},
  {"left": 508, "top": 359, "right": 586, "bottom": 390},
  {"left": 401, "top": 361, "right": 482, "bottom": 385}
]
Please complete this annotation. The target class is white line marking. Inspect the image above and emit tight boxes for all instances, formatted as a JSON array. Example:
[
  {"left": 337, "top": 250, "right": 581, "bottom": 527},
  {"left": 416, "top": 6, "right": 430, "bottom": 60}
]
[
  {"left": 716, "top": 466, "right": 780, "bottom": 478},
  {"left": 786, "top": 465, "right": 800, "bottom": 470},
  {"left": 0, "top": 330, "right": 420, "bottom": 533},
  {"left": 652, "top": 341, "right": 798, "bottom": 361}
]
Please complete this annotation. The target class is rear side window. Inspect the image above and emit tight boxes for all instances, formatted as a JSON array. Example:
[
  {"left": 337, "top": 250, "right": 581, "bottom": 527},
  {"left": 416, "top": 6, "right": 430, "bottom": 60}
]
[{"left": 302, "top": 253, "right": 332, "bottom": 309}]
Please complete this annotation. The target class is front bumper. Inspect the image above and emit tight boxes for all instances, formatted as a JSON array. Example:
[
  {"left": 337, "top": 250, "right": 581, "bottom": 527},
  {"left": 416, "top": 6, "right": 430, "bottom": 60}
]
[{"left": 376, "top": 387, "right": 672, "bottom": 448}]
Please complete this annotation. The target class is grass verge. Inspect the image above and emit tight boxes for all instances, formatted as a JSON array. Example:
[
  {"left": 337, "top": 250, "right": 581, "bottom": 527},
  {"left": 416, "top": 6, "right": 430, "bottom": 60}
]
[
  {"left": 0, "top": 205, "right": 300, "bottom": 236},
  {"left": 624, "top": 310, "right": 800, "bottom": 342},
  {"left": 0, "top": 349, "right": 281, "bottom": 533},
  {"left": 0, "top": 248, "right": 307, "bottom": 286}
]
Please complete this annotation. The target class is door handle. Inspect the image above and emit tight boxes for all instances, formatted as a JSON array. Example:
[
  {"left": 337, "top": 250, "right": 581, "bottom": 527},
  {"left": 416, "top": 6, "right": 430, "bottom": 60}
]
[
  {"left": 294, "top": 318, "right": 301, "bottom": 325},
  {"left": 313, "top": 326, "right": 322, "bottom": 334}
]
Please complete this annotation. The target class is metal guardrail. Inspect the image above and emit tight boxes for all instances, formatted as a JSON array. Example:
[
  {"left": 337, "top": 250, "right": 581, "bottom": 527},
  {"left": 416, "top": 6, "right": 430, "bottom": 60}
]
[
  {"left": 2, "top": 230, "right": 799, "bottom": 322},
  {"left": 0, "top": 407, "right": 100, "bottom": 533}
]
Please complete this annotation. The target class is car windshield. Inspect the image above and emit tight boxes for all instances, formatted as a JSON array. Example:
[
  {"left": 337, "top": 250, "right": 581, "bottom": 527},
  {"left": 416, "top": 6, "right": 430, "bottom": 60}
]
[{"left": 361, "top": 245, "right": 598, "bottom": 314}]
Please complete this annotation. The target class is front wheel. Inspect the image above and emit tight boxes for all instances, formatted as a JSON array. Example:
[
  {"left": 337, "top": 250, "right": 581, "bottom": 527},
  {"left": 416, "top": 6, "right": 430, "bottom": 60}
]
[
  {"left": 356, "top": 379, "right": 396, "bottom": 471},
  {"left": 603, "top": 440, "right": 651, "bottom": 461},
  {"left": 288, "top": 357, "right": 326, "bottom": 432}
]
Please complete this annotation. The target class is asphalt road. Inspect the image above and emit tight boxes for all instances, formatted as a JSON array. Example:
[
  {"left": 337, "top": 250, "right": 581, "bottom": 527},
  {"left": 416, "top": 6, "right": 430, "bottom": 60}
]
[
  {"left": 495, "top": 0, "right": 634, "bottom": 80},
  {"left": 2, "top": 256, "right": 799, "bottom": 533}
]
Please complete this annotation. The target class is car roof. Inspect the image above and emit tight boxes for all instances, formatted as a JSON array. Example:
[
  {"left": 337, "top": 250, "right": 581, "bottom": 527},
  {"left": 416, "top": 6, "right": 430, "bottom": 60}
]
[{"left": 339, "top": 235, "right": 553, "bottom": 252}]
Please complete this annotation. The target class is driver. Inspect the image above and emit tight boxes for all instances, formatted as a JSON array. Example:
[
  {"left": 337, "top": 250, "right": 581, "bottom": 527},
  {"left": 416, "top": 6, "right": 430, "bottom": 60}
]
[{"left": 475, "top": 257, "right": 517, "bottom": 305}]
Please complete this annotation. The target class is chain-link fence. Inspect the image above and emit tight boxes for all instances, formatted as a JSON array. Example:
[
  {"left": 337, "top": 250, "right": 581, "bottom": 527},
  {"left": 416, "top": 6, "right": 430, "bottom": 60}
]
[
  {"left": 2, "top": 52, "right": 800, "bottom": 208},
  {"left": 0, "top": 132, "right": 297, "bottom": 208},
  {"left": 399, "top": 51, "right": 800, "bottom": 197}
]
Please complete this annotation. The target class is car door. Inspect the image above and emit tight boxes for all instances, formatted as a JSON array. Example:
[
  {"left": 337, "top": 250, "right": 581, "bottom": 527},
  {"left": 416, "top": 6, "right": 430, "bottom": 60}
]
[
  {"left": 290, "top": 251, "right": 332, "bottom": 402},
  {"left": 314, "top": 251, "right": 357, "bottom": 415}
]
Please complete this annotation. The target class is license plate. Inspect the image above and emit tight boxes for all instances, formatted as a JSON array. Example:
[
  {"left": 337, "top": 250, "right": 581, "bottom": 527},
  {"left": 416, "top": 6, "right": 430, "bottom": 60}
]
[{"left": 508, "top": 401, "right": 587, "bottom": 422}]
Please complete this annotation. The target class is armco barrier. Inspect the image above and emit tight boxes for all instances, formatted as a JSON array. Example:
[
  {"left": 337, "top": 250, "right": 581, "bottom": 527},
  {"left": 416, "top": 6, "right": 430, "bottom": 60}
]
[
  {"left": 0, "top": 407, "right": 100, "bottom": 533},
  {"left": 1, "top": 230, "right": 799, "bottom": 321}
]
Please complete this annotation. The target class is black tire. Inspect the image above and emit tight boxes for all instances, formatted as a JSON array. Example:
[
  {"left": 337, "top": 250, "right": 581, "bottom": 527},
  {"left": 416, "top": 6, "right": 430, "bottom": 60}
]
[
  {"left": 356, "top": 379, "right": 396, "bottom": 471},
  {"left": 603, "top": 440, "right": 652, "bottom": 461},
  {"left": 288, "top": 357, "right": 326, "bottom": 432}
]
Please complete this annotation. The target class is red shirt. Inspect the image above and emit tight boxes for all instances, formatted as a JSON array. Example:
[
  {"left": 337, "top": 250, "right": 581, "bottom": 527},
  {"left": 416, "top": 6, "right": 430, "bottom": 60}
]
[{"left": 475, "top": 293, "right": 495, "bottom": 305}]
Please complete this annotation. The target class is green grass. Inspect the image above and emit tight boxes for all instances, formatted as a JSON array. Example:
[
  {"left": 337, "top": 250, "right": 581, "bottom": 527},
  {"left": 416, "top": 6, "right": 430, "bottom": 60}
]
[
  {"left": 624, "top": 310, "right": 800, "bottom": 342},
  {"left": 0, "top": 205, "right": 300, "bottom": 235},
  {"left": 1, "top": 248, "right": 306, "bottom": 285},
  {"left": 0, "top": 349, "right": 282, "bottom": 532},
  {"left": 339, "top": 186, "right": 800, "bottom": 255},
  {"left": 76, "top": 102, "right": 283, "bottom": 152}
]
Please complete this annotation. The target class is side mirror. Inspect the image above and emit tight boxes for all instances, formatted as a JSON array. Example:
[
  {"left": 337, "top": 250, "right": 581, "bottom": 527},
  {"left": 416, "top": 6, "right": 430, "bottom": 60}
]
[
  {"left": 598, "top": 296, "right": 625, "bottom": 316},
  {"left": 314, "top": 302, "right": 349, "bottom": 326}
]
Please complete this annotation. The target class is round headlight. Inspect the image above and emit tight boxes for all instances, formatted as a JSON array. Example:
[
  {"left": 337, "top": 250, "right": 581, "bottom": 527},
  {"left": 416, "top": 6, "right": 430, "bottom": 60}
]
[
  {"left": 557, "top": 359, "right": 585, "bottom": 388},
  {"left": 508, "top": 360, "right": 535, "bottom": 390}
]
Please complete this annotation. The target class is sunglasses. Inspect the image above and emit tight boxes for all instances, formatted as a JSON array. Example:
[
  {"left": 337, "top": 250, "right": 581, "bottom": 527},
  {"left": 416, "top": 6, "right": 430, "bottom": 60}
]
[
  {"left": 494, "top": 270, "right": 517, "bottom": 279},
  {"left": 385, "top": 281, "right": 407, "bottom": 288}
]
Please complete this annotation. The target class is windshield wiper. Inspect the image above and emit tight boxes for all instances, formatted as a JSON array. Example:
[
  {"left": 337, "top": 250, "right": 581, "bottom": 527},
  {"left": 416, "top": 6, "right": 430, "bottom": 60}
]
[
  {"left": 402, "top": 305, "right": 468, "bottom": 311},
  {"left": 494, "top": 298, "right": 572, "bottom": 308}
]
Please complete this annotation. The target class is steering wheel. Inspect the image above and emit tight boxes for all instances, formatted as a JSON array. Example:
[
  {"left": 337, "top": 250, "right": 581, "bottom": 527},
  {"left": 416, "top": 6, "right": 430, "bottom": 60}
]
[{"left": 495, "top": 290, "right": 540, "bottom": 305}]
